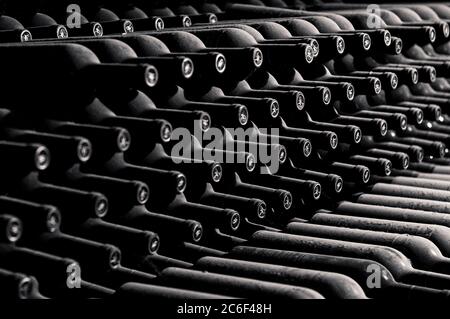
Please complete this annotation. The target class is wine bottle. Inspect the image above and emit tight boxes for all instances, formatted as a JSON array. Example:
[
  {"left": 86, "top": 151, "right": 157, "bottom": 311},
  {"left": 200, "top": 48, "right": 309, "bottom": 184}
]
[
  {"left": 362, "top": 149, "right": 410, "bottom": 169},
  {"left": 114, "top": 282, "right": 232, "bottom": 299},
  {"left": 0, "top": 43, "right": 159, "bottom": 114},
  {"left": 72, "top": 217, "right": 160, "bottom": 256},
  {"left": 0, "top": 109, "right": 132, "bottom": 159},
  {"left": 0, "top": 268, "right": 43, "bottom": 299},
  {"left": 0, "top": 196, "right": 61, "bottom": 236},
  {"left": 240, "top": 168, "right": 322, "bottom": 205},
  {"left": 358, "top": 136, "right": 424, "bottom": 163},
  {"left": 0, "top": 141, "right": 50, "bottom": 174},
  {"left": 229, "top": 246, "right": 450, "bottom": 299},
  {"left": 0, "top": 215, "right": 22, "bottom": 244},
  {"left": 353, "top": 110, "right": 407, "bottom": 131},
  {"left": 127, "top": 17, "right": 165, "bottom": 32},
  {"left": 230, "top": 80, "right": 305, "bottom": 113},
  {"left": 195, "top": 256, "right": 367, "bottom": 299},
  {"left": 278, "top": 160, "right": 344, "bottom": 196},
  {"left": 278, "top": 118, "right": 339, "bottom": 152},
  {"left": 0, "top": 28, "right": 32, "bottom": 42},
  {"left": 157, "top": 267, "right": 324, "bottom": 298},
  {"left": 153, "top": 194, "right": 241, "bottom": 234},
  {"left": 42, "top": 165, "right": 150, "bottom": 208},
  {"left": 311, "top": 212, "right": 450, "bottom": 257},
  {"left": 368, "top": 105, "right": 424, "bottom": 125},
  {"left": 28, "top": 232, "right": 156, "bottom": 288},
  {"left": 67, "top": 22, "right": 104, "bottom": 37},
  {"left": 286, "top": 222, "right": 450, "bottom": 275},
  {"left": 294, "top": 112, "right": 362, "bottom": 145},
  {"left": 249, "top": 124, "right": 312, "bottom": 163},
  {"left": 306, "top": 161, "right": 371, "bottom": 185},
  {"left": 398, "top": 101, "right": 441, "bottom": 122},
  {"left": 0, "top": 128, "right": 92, "bottom": 168},
  {"left": 197, "top": 183, "right": 267, "bottom": 221},
  {"left": 108, "top": 204, "right": 203, "bottom": 244},
  {"left": 85, "top": 152, "right": 186, "bottom": 205},
  {"left": 5, "top": 173, "right": 108, "bottom": 223},
  {"left": 353, "top": 193, "right": 450, "bottom": 215},
  {"left": 220, "top": 172, "right": 293, "bottom": 215},
  {"left": 0, "top": 243, "right": 81, "bottom": 297},
  {"left": 127, "top": 144, "right": 223, "bottom": 189},
  {"left": 248, "top": 230, "right": 450, "bottom": 290}
]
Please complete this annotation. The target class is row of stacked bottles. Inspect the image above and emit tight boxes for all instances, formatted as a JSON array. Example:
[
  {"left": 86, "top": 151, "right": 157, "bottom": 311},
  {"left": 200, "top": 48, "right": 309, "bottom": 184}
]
[{"left": 1, "top": 0, "right": 450, "bottom": 299}]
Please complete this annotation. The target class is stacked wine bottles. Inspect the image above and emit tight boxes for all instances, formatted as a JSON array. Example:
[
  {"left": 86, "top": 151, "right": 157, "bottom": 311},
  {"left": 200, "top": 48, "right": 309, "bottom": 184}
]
[{"left": 3, "top": 0, "right": 450, "bottom": 299}]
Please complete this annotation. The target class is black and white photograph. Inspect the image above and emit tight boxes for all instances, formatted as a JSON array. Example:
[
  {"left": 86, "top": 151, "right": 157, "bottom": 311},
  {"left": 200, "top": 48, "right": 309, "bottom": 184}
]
[{"left": 0, "top": 0, "right": 449, "bottom": 311}]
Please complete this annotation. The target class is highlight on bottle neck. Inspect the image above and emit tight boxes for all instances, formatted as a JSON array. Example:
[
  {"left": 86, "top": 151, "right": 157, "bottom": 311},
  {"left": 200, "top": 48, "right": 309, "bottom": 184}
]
[
  {"left": 353, "top": 127, "right": 362, "bottom": 144},
  {"left": 336, "top": 36, "right": 345, "bottom": 54},
  {"left": 382, "top": 30, "right": 392, "bottom": 47},
  {"left": 442, "top": 22, "right": 450, "bottom": 39},
  {"left": 123, "top": 20, "right": 134, "bottom": 33},
  {"left": 200, "top": 112, "right": 212, "bottom": 132},
  {"left": 160, "top": 122, "right": 173, "bottom": 143},
  {"left": 390, "top": 73, "right": 398, "bottom": 90},
  {"left": 238, "top": 105, "right": 249, "bottom": 126},
  {"left": 278, "top": 145, "right": 287, "bottom": 164},
  {"left": 5, "top": 216, "right": 22, "bottom": 243},
  {"left": 427, "top": 26, "right": 437, "bottom": 43},
  {"left": 409, "top": 68, "right": 419, "bottom": 85},
  {"left": 392, "top": 37, "right": 403, "bottom": 55},
  {"left": 305, "top": 44, "right": 314, "bottom": 64},
  {"left": 108, "top": 248, "right": 121, "bottom": 269},
  {"left": 144, "top": 64, "right": 159, "bottom": 88},
  {"left": 92, "top": 22, "right": 104, "bottom": 37},
  {"left": 211, "top": 162, "right": 223, "bottom": 183},
  {"left": 281, "top": 191, "right": 293, "bottom": 210},
  {"left": 384, "top": 160, "right": 393, "bottom": 176},
  {"left": 94, "top": 194, "right": 109, "bottom": 218},
  {"left": 296, "top": 91, "right": 305, "bottom": 111},
  {"left": 255, "top": 201, "right": 267, "bottom": 219},
  {"left": 429, "top": 67, "right": 437, "bottom": 82},
  {"left": 362, "top": 167, "right": 371, "bottom": 184},
  {"left": 362, "top": 33, "right": 371, "bottom": 51},
  {"left": 246, "top": 153, "right": 257, "bottom": 173},
  {"left": 322, "top": 87, "right": 331, "bottom": 105},
  {"left": 334, "top": 177, "right": 344, "bottom": 193},
  {"left": 155, "top": 17, "right": 165, "bottom": 31},
  {"left": 329, "top": 132, "right": 339, "bottom": 150},
  {"left": 136, "top": 182, "right": 150, "bottom": 205},
  {"left": 311, "top": 182, "right": 321, "bottom": 200},
  {"left": 34, "top": 145, "right": 51, "bottom": 171},
  {"left": 378, "top": 119, "right": 388, "bottom": 137},
  {"left": 229, "top": 210, "right": 241, "bottom": 231},
  {"left": 117, "top": 128, "right": 132, "bottom": 152},
  {"left": 182, "top": 16, "right": 192, "bottom": 27},
  {"left": 208, "top": 14, "right": 218, "bottom": 24},
  {"left": 215, "top": 53, "right": 227, "bottom": 74},
  {"left": 57, "top": 25, "right": 69, "bottom": 39},
  {"left": 20, "top": 30, "right": 32, "bottom": 42},
  {"left": 346, "top": 83, "right": 355, "bottom": 101},
  {"left": 253, "top": 48, "right": 264, "bottom": 68},
  {"left": 45, "top": 206, "right": 61, "bottom": 233},
  {"left": 176, "top": 173, "right": 187, "bottom": 193},
  {"left": 303, "top": 140, "right": 312, "bottom": 158},
  {"left": 181, "top": 57, "right": 195, "bottom": 79},
  {"left": 270, "top": 100, "right": 280, "bottom": 119},
  {"left": 192, "top": 222, "right": 203, "bottom": 242},
  {"left": 77, "top": 138, "right": 92, "bottom": 163},
  {"left": 372, "top": 77, "right": 382, "bottom": 95},
  {"left": 148, "top": 234, "right": 160, "bottom": 254},
  {"left": 17, "top": 277, "right": 33, "bottom": 299}
]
